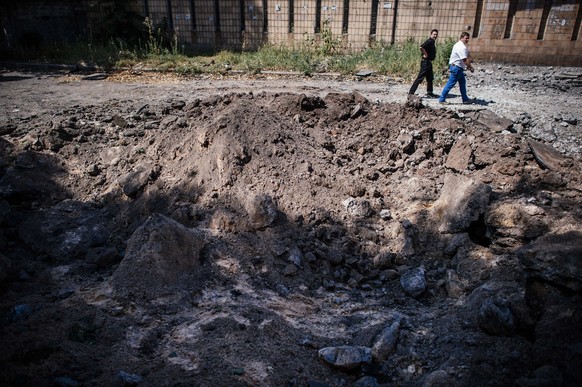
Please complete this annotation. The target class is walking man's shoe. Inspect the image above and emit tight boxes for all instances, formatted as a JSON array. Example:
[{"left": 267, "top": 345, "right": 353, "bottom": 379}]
[
  {"left": 425, "top": 92, "right": 439, "bottom": 98},
  {"left": 463, "top": 98, "right": 476, "bottom": 104},
  {"left": 439, "top": 100, "right": 448, "bottom": 105}
]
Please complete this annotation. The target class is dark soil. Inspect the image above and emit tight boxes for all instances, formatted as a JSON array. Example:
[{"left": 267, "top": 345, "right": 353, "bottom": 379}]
[{"left": 0, "top": 67, "right": 581, "bottom": 387}]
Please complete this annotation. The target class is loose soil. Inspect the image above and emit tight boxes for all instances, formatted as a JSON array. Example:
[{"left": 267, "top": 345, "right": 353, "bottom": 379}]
[{"left": 0, "top": 63, "right": 581, "bottom": 387}]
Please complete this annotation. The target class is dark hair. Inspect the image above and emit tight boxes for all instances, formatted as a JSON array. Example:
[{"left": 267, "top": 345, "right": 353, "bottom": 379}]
[
  {"left": 460, "top": 32, "right": 470, "bottom": 39},
  {"left": 431, "top": 29, "right": 439, "bottom": 34}
]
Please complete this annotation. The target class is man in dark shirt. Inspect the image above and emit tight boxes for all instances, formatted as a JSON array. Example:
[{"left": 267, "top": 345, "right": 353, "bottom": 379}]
[{"left": 408, "top": 29, "right": 439, "bottom": 98}]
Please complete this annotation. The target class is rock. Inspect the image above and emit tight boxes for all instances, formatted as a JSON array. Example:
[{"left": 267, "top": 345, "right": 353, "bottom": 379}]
[
  {"left": 486, "top": 201, "right": 548, "bottom": 243},
  {"left": 528, "top": 139, "right": 573, "bottom": 171},
  {"left": 350, "top": 103, "right": 365, "bottom": 118},
  {"left": 421, "top": 370, "right": 458, "bottom": 387},
  {"left": 246, "top": 193, "right": 278, "bottom": 229},
  {"left": 478, "top": 297, "right": 515, "bottom": 336},
  {"left": 432, "top": 174, "right": 491, "bottom": 234},
  {"left": 318, "top": 346, "right": 372, "bottom": 371},
  {"left": 444, "top": 233, "right": 470, "bottom": 256},
  {"left": 445, "top": 269, "right": 464, "bottom": 298},
  {"left": 18, "top": 200, "right": 109, "bottom": 261},
  {"left": 117, "top": 163, "right": 154, "bottom": 197},
  {"left": 117, "top": 370, "right": 142, "bottom": 386},
  {"left": 343, "top": 197, "right": 372, "bottom": 218},
  {"left": 400, "top": 266, "right": 427, "bottom": 298},
  {"left": 445, "top": 136, "right": 472, "bottom": 172},
  {"left": 397, "top": 177, "right": 438, "bottom": 201},
  {"left": 400, "top": 223, "right": 418, "bottom": 257},
  {"left": 372, "top": 250, "right": 397, "bottom": 269},
  {"left": 397, "top": 132, "right": 415, "bottom": 153},
  {"left": 355, "top": 69, "right": 374, "bottom": 77},
  {"left": 379, "top": 209, "right": 392, "bottom": 220},
  {"left": 81, "top": 73, "right": 107, "bottom": 81},
  {"left": 111, "top": 213, "right": 205, "bottom": 298},
  {"left": 406, "top": 94, "right": 423, "bottom": 109},
  {"left": 517, "top": 230, "right": 582, "bottom": 291},
  {"left": 371, "top": 318, "right": 401, "bottom": 361},
  {"left": 466, "top": 110, "right": 514, "bottom": 132}
]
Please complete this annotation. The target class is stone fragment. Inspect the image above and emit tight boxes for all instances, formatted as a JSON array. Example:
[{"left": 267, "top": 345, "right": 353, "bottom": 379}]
[
  {"left": 400, "top": 266, "right": 427, "bottom": 298},
  {"left": 246, "top": 194, "right": 278, "bottom": 229},
  {"left": 528, "top": 139, "right": 573, "bottom": 171},
  {"left": 117, "top": 163, "right": 153, "bottom": 197},
  {"left": 466, "top": 110, "right": 514, "bottom": 132},
  {"left": 478, "top": 297, "right": 515, "bottom": 336},
  {"left": 318, "top": 346, "right": 372, "bottom": 371},
  {"left": 445, "top": 269, "right": 464, "bottom": 298},
  {"left": 342, "top": 197, "right": 372, "bottom": 218},
  {"left": 445, "top": 136, "right": 472, "bottom": 172},
  {"left": 372, "top": 318, "right": 401, "bottom": 361}
]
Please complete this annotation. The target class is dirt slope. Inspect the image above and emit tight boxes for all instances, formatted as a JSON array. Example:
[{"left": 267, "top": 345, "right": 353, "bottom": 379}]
[{"left": 0, "top": 66, "right": 581, "bottom": 387}]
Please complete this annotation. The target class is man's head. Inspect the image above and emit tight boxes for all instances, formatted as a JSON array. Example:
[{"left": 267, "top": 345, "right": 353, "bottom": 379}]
[
  {"left": 430, "top": 29, "right": 439, "bottom": 39},
  {"left": 460, "top": 32, "right": 470, "bottom": 43}
]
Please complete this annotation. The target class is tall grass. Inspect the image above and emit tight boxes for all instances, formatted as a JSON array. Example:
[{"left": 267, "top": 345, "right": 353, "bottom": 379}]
[{"left": 1, "top": 25, "right": 456, "bottom": 83}]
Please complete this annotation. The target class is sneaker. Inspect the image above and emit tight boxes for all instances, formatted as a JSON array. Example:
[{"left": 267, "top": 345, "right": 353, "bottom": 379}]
[
  {"left": 462, "top": 98, "right": 476, "bottom": 104},
  {"left": 439, "top": 100, "right": 448, "bottom": 104},
  {"left": 425, "top": 92, "right": 439, "bottom": 98}
]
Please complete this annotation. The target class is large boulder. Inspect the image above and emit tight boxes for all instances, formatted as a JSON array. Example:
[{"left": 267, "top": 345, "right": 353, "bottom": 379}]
[
  {"left": 111, "top": 213, "right": 206, "bottom": 299},
  {"left": 432, "top": 174, "right": 491, "bottom": 234}
]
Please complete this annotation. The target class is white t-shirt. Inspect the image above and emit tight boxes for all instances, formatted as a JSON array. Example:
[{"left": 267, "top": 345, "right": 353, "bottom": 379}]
[{"left": 449, "top": 41, "right": 469, "bottom": 68}]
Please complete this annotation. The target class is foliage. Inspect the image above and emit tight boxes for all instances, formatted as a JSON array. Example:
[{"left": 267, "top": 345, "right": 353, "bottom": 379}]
[{"left": 1, "top": 29, "right": 457, "bottom": 83}]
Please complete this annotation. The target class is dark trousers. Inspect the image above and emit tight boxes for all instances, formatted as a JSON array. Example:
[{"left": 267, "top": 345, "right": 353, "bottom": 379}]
[{"left": 408, "top": 59, "right": 434, "bottom": 94}]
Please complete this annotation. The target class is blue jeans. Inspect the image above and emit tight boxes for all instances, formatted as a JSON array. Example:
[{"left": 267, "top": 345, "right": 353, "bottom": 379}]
[{"left": 439, "top": 65, "right": 469, "bottom": 102}]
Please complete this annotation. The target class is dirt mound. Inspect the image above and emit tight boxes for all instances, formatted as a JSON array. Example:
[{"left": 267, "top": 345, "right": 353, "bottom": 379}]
[{"left": 1, "top": 76, "right": 581, "bottom": 387}]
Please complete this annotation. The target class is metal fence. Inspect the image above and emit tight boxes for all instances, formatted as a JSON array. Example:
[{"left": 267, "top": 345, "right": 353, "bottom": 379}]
[{"left": 1, "top": 1, "right": 581, "bottom": 65}]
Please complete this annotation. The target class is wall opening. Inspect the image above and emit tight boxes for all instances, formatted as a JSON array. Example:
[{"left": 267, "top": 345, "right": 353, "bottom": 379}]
[
  {"left": 315, "top": 0, "right": 322, "bottom": 33},
  {"left": 214, "top": 0, "right": 221, "bottom": 32},
  {"left": 572, "top": 1, "right": 581, "bottom": 41},
  {"left": 263, "top": 0, "right": 268, "bottom": 32},
  {"left": 391, "top": 0, "right": 399, "bottom": 44},
  {"left": 370, "top": 0, "right": 379, "bottom": 36},
  {"left": 473, "top": 0, "right": 484, "bottom": 38},
  {"left": 342, "top": 0, "right": 349, "bottom": 34},
  {"left": 288, "top": 0, "right": 294, "bottom": 33},
  {"left": 504, "top": 0, "right": 518, "bottom": 39},
  {"left": 240, "top": 0, "right": 245, "bottom": 32},
  {"left": 166, "top": 0, "right": 174, "bottom": 32},
  {"left": 537, "top": 0, "right": 553, "bottom": 40},
  {"left": 143, "top": 0, "right": 150, "bottom": 17},
  {"left": 189, "top": 0, "right": 196, "bottom": 31}
]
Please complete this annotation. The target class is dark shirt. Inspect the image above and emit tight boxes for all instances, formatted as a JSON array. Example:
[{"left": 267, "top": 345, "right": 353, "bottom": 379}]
[{"left": 421, "top": 37, "right": 436, "bottom": 61}]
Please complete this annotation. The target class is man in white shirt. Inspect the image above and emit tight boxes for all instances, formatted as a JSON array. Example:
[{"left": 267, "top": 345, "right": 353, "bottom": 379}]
[{"left": 439, "top": 32, "right": 475, "bottom": 104}]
